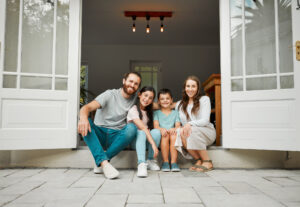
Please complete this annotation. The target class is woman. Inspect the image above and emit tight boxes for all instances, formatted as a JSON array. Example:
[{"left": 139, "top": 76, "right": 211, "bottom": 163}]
[{"left": 175, "top": 76, "right": 216, "bottom": 172}]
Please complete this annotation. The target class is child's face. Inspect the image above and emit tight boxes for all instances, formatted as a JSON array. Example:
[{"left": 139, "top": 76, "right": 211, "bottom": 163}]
[
  {"left": 158, "top": 93, "right": 173, "bottom": 109},
  {"left": 138, "top": 91, "right": 154, "bottom": 109}
]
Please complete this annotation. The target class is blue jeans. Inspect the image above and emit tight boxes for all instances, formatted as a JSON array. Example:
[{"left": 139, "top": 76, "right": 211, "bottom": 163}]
[
  {"left": 84, "top": 118, "right": 137, "bottom": 166},
  {"left": 131, "top": 129, "right": 161, "bottom": 164}
]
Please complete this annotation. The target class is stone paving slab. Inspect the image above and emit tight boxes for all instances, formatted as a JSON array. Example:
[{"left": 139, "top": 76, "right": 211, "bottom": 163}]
[{"left": 0, "top": 168, "right": 299, "bottom": 207}]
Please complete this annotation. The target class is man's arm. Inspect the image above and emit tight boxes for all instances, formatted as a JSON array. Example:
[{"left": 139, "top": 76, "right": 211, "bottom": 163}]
[{"left": 78, "top": 100, "right": 101, "bottom": 137}]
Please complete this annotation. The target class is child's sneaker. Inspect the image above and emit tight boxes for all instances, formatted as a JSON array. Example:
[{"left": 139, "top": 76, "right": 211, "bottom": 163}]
[
  {"left": 147, "top": 159, "right": 160, "bottom": 171},
  {"left": 161, "top": 162, "right": 171, "bottom": 172},
  {"left": 171, "top": 163, "right": 181, "bottom": 172},
  {"left": 137, "top": 162, "right": 148, "bottom": 177}
]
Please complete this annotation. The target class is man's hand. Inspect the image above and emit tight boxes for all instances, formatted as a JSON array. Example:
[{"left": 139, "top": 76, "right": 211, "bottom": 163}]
[
  {"left": 168, "top": 128, "right": 177, "bottom": 136},
  {"left": 78, "top": 118, "right": 91, "bottom": 137},
  {"left": 160, "top": 128, "right": 168, "bottom": 137}
]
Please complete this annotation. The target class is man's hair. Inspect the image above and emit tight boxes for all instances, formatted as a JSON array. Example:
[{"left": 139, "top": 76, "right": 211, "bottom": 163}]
[
  {"left": 123, "top": 72, "right": 142, "bottom": 81},
  {"left": 158, "top": 88, "right": 173, "bottom": 99}
]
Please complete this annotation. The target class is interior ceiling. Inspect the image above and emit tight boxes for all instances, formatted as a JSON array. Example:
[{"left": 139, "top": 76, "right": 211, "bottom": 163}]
[{"left": 82, "top": 0, "right": 220, "bottom": 45}]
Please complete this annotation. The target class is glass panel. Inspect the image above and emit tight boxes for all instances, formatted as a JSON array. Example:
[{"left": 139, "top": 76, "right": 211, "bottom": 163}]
[
  {"left": 140, "top": 67, "right": 152, "bottom": 72},
  {"left": 4, "top": 0, "right": 20, "bottom": 72},
  {"left": 280, "top": 75, "right": 294, "bottom": 89},
  {"left": 21, "top": 0, "right": 54, "bottom": 74},
  {"left": 245, "top": 0, "right": 276, "bottom": 75},
  {"left": 20, "top": 76, "right": 51, "bottom": 89},
  {"left": 153, "top": 72, "right": 158, "bottom": 98},
  {"left": 140, "top": 72, "right": 152, "bottom": 88},
  {"left": 231, "top": 79, "right": 243, "bottom": 91},
  {"left": 3, "top": 75, "right": 17, "bottom": 88},
  {"left": 55, "top": 0, "right": 69, "bottom": 75},
  {"left": 278, "top": 0, "right": 293, "bottom": 73},
  {"left": 230, "top": 0, "right": 243, "bottom": 76},
  {"left": 55, "top": 78, "right": 68, "bottom": 90},
  {"left": 246, "top": 77, "right": 276, "bottom": 90}
]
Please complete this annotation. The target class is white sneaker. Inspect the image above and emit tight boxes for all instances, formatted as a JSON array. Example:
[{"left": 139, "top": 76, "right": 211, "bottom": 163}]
[
  {"left": 137, "top": 162, "right": 148, "bottom": 178},
  {"left": 93, "top": 163, "right": 102, "bottom": 174},
  {"left": 147, "top": 159, "right": 160, "bottom": 171},
  {"left": 102, "top": 163, "right": 119, "bottom": 179}
]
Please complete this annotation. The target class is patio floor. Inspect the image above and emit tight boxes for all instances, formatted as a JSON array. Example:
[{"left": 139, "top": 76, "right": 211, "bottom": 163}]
[{"left": 0, "top": 168, "right": 300, "bottom": 207}]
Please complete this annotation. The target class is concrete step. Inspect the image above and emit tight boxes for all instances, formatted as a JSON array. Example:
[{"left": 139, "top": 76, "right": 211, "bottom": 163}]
[{"left": 1, "top": 147, "right": 300, "bottom": 169}]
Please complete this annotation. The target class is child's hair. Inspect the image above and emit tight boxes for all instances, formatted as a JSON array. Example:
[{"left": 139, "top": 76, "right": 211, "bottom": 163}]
[
  {"left": 136, "top": 86, "right": 156, "bottom": 129},
  {"left": 158, "top": 88, "right": 173, "bottom": 99}
]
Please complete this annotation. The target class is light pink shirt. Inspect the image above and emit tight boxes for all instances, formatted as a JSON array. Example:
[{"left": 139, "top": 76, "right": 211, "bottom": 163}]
[{"left": 127, "top": 105, "right": 149, "bottom": 128}]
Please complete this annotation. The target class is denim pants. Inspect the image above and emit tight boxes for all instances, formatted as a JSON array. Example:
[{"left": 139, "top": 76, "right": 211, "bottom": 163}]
[
  {"left": 84, "top": 118, "right": 137, "bottom": 166},
  {"left": 131, "top": 129, "right": 161, "bottom": 164}
]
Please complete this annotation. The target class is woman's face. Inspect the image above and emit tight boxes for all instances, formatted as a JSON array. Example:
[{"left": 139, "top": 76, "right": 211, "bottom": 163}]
[
  {"left": 185, "top": 79, "right": 198, "bottom": 99},
  {"left": 138, "top": 91, "right": 154, "bottom": 109}
]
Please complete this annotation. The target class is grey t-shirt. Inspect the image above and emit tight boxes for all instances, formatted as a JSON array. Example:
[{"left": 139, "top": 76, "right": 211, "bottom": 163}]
[{"left": 94, "top": 88, "right": 137, "bottom": 130}]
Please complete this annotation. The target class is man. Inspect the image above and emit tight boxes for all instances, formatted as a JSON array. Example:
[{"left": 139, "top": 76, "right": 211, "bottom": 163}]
[{"left": 78, "top": 72, "right": 141, "bottom": 179}]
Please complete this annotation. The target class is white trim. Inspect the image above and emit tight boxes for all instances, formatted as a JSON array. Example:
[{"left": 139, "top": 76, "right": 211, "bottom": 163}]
[
  {"left": 242, "top": 0, "right": 246, "bottom": 91},
  {"left": 2, "top": 71, "right": 68, "bottom": 78},
  {"left": 16, "top": 0, "right": 23, "bottom": 89},
  {"left": 275, "top": 0, "right": 280, "bottom": 89},
  {"left": 52, "top": 0, "right": 57, "bottom": 90}
]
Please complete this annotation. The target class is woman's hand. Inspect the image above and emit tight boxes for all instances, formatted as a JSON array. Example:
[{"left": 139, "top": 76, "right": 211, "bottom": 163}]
[
  {"left": 152, "top": 144, "right": 159, "bottom": 158},
  {"left": 168, "top": 128, "right": 177, "bottom": 136},
  {"left": 182, "top": 123, "right": 191, "bottom": 138},
  {"left": 77, "top": 118, "right": 91, "bottom": 137},
  {"left": 160, "top": 128, "right": 168, "bottom": 137}
]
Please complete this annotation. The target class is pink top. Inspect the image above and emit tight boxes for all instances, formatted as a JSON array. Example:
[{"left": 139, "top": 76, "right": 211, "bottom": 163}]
[{"left": 127, "top": 105, "right": 149, "bottom": 128}]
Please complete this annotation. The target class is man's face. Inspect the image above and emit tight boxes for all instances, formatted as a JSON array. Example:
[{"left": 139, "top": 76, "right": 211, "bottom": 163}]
[{"left": 122, "top": 74, "right": 141, "bottom": 95}]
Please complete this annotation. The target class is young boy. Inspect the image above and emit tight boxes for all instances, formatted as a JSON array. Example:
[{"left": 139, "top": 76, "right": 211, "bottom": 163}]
[{"left": 154, "top": 88, "right": 181, "bottom": 172}]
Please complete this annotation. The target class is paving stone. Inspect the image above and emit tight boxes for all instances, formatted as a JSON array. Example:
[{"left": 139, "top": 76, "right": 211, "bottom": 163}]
[
  {"left": 283, "top": 201, "right": 300, "bottom": 207},
  {"left": 25, "top": 169, "right": 68, "bottom": 181},
  {"left": 253, "top": 170, "right": 300, "bottom": 177},
  {"left": 85, "top": 194, "right": 128, "bottom": 207},
  {"left": 127, "top": 194, "right": 164, "bottom": 204},
  {"left": 265, "top": 177, "right": 300, "bottom": 187},
  {"left": 132, "top": 171, "right": 160, "bottom": 183},
  {"left": 220, "top": 181, "right": 261, "bottom": 194},
  {"left": 163, "top": 187, "right": 202, "bottom": 203},
  {"left": 6, "top": 169, "right": 44, "bottom": 178},
  {"left": 181, "top": 169, "right": 208, "bottom": 177},
  {"left": 200, "top": 194, "right": 285, "bottom": 207},
  {"left": 160, "top": 177, "right": 220, "bottom": 188},
  {"left": 0, "top": 180, "right": 45, "bottom": 195},
  {"left": 158, "top": 171, "right": 184, "bottom": 179},
  {"left": 0, "top": 169, "right": 21, "bottom": 177},
  {"left": 0, "top": 194, "right": 20, "bottom": 206},
  {"left": 126, "top": 205, "right": 204, "bottom": 207},
  {"left": 5, "top": 204, "right": 44, "bottom": 207},
  {"left": 258, "top": 186, "right": 300, "bottom": 202},
  {"left": 0, "top": 177, "right": 23, "bottom": 188},
  {"left": 70, "top": 176, "right": 105, "bottom": 188},
  {"left": 98, "top": 181, "right": 162, "bottom": 194},
  {"left": 289, "top": 176, "right": 300, "bottom": 182},
  {"left": 194, "top": 186, "right": 230, "bottom": 195}
]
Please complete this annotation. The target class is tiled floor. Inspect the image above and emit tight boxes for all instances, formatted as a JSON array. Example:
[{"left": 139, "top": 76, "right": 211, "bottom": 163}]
[{"left": 0, "top": 168, "right": 300, "bottom": 207}]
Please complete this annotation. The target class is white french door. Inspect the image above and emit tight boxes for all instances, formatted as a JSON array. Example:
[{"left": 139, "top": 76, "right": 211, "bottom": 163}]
[
  {"left": 220, "top": 0, "right": 300, "bottom": 150},
  {"left": 0, "top": 0, "right": 81, "bottom": 149}
]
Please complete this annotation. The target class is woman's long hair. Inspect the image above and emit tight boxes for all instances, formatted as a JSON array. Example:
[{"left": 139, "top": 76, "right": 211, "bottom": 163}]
[
  {"left": 136, "top": 86, "right": 156, "bottom": 129},
  {"left": 178, "top": 76, "right": 202, "bottom": 121}
]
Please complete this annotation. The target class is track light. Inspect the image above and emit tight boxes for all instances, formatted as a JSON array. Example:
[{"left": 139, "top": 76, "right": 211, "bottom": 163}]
[
  {"left": 146, "top": 15, "right": 150, "bottom": 34},
  {"left": 160, "top": 16, "right": 164, "bottom": 32},
  {"left": 132, "top": 16, "right": 136, "bottom": 32}
]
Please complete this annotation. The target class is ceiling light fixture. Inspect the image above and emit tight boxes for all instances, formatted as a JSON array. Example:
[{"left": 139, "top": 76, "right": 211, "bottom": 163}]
[
  {"left": 146, "top": 15, "right": 150, "bottom": 34},
  {"left": 132, "top": 15, "right": 136, "bottom": 32},
  {"left": 124, "top": 11, "right": 172, "bottom": 33},
  {"left": 160, "top": 16, "right": 164, "bottom": 32}
]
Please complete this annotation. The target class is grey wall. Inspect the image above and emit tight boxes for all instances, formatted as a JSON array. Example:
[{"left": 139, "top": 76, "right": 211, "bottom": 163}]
[{"left": 81, "top": 45, "right": 220, "bottom": 100}]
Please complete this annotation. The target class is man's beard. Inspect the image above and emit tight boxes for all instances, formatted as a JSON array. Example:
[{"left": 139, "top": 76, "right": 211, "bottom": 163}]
[{"left": 123, "top": 84, "right": 136, "bottom": 95}]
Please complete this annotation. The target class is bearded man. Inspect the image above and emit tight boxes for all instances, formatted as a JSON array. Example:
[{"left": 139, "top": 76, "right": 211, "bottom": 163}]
[{"left": 78, "top": 72, "right": 141, "bottom": 179}]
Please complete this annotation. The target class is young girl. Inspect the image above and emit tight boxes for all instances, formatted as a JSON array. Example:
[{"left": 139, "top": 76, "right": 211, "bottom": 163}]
[
  {"left": 127, "top": 86, "right": 161, "bottom": 177},
  {"left": 154, "top": 89, "right": 181, "bottom": 172},
  {"left": 176, "top": 76, "right": 216, "bottom": 172}
]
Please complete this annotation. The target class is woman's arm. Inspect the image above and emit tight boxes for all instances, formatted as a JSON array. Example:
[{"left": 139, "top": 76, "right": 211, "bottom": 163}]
[{"left": 188, "top": 96, "right": 211, "bottom": 127}]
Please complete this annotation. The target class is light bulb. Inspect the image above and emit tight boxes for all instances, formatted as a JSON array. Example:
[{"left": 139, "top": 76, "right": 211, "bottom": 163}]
[
  {"left": 132, "top": 24, "right": 136, "bottom": 32},
  {"left": 146, "top": 25, "right": 150, "bottom": 33},
  {"left": 160, "top": 24, "right": 164, "bottom": 32}
]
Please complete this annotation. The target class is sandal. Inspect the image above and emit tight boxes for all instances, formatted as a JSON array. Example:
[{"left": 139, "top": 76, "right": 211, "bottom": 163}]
[
  {"left": 195, "top": 160, "right": 214, "bottom": 172},
  {"left": 189, "top": 159, "right": 202, "bottom": 172}
]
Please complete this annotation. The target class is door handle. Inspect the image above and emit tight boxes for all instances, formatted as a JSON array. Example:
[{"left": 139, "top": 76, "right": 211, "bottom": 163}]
[{"left": 296, "top": 41, "right": 300, "bottom": 61}]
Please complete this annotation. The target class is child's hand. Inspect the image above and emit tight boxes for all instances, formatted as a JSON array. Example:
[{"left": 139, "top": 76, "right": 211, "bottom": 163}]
[
  {"left": 168, "top": 128, "right": 177, "bottom": 135},
  {"left": 160, "top": 128, "right": 168, "bottom": 137},
  {"left": 152, "top": 144, "right": 159, "bottom": 158}
]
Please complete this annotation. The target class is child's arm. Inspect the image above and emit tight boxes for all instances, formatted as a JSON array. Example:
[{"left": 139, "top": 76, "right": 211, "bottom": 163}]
[
  {"left": 132, "top": 119, "right": 159, "bottom": 158},
  {"left": 154, "top": 120, "right": 168, "bottom": 137}
]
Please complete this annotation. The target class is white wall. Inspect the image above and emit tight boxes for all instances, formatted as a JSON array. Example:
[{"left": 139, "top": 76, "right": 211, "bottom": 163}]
[{"left": 81, "top": 45, "right": 220, "bottom": 100}]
